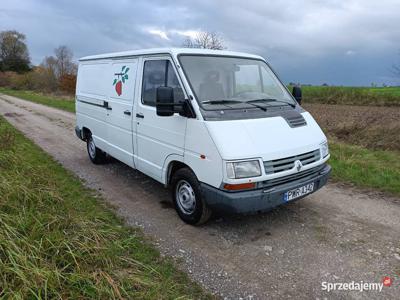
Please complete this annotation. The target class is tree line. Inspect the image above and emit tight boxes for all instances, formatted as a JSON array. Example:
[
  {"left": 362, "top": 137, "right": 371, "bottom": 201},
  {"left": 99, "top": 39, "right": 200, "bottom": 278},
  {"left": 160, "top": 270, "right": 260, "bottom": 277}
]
[
  {"left": 0, "top": 30, "right": 77, "bottom": 94},
  {"left": 0, "top": 29, "right": 228, "bottom": 96}
]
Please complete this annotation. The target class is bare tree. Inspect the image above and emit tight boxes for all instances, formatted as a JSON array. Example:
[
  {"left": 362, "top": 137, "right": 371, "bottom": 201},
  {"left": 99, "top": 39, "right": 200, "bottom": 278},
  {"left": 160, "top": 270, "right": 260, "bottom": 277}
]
[
  {"left": 0, "top": 30, "right": 30, "bottom": 72},
  {"left": 41, "top": 46, "right": 76, "bottom": 79},
  {"left": 182, "top": 37, "right": 196, "bottom": 48},
  {"left": 40, "top": 45, "right": 77, "bottom": 92},
  {"left": 41, "top": 56, "right": 58, "bottom": 77},
  {"left": 40, "top": 56, "right": 59, "bottom": 91},
  {"left": 54, "top": 45, "right": 76, "bottom": 78},
  {"left": 182, "top": 31, "right": 225, "bottom": 50}
]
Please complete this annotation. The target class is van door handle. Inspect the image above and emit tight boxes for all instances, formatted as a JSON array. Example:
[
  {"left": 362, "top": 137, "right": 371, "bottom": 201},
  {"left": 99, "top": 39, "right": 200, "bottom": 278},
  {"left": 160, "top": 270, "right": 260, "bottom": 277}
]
[
  {"left": 124, "top": 110, "right": 131, "bottom": 116},
  {"left": 136, "top": 113, "right": 144, "bottom": 118},
  {"left": 104, "top": 101, "right": 112, "bottom": 110}
]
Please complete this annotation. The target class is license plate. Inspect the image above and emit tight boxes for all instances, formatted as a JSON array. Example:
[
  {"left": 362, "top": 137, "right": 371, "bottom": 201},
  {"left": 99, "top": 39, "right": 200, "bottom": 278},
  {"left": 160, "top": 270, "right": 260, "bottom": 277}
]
[{"left": 284, "top": 183, "right": 314, "bottom": 202}]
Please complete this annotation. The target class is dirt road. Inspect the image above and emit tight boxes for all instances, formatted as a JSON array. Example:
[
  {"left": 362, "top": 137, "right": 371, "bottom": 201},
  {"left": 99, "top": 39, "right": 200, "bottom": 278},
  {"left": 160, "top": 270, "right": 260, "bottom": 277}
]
[{"left": 1, "top": 94, "right": 399, "bottom": 299}]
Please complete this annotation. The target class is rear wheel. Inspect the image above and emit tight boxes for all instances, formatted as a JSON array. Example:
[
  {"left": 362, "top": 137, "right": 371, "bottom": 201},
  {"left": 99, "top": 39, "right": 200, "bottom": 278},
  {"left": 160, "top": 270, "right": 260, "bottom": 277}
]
[
  {"left": 86, "top": 135, "right": 107, "bottom": 164},
  {"left": 171, "top": 168, "right": 212, "bottom": 225}
]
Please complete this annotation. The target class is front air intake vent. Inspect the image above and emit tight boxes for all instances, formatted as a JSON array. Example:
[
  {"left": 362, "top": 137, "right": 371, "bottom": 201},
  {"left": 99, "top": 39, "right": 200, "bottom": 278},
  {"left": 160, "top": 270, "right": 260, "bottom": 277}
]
[
  {"left": 262, "top": 164, "right": 325, "bottom": 188},
  {"left": 285, "top": 114, "right": 307, "bottom": 128},
  {"left": 264, "top": 149, "right": 321, "bottom": 175}
]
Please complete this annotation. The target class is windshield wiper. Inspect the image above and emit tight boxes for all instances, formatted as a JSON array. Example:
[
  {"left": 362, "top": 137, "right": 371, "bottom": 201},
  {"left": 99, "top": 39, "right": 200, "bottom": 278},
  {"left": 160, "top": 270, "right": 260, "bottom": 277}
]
[
  {"left": 202, "top": 99, "right": 267, "bottom": 111},
  {"left": 201, "top": 99, "right": 242, "bottom": 104},
  {"left": 245, "top": 102, "right": 267, "bottom": 111},
  {"left": 247, "top": 98, "right": 296, "bottom": 108}
]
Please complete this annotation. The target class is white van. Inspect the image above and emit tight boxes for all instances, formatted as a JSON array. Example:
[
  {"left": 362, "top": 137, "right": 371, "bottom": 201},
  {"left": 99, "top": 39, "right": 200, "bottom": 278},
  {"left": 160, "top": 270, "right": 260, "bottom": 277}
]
[{"left": 75, "top": 48, "right": 331, "bottom": 224}]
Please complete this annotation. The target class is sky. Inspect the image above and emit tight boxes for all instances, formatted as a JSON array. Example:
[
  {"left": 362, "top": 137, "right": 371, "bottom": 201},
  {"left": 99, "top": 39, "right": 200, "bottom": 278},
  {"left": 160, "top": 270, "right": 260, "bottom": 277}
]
[{"left": 1, "top": 0, "right": 400, "bottom": 86}]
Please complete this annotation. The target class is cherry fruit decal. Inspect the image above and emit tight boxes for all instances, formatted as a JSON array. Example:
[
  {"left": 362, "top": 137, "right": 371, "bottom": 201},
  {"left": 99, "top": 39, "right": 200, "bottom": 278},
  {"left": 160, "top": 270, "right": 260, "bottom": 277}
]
[{"left": 113, "top": 66, "right": 129, "bottom": 96}]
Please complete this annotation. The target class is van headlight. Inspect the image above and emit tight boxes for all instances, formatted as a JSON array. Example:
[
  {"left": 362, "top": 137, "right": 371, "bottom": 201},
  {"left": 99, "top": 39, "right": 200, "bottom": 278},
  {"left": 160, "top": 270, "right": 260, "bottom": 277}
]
[
  {"left": 226, "top": 160, "right": 262, "bottom": 179},
  {"left": 320, "top": 141, "right": 329, "bottom": 158}
]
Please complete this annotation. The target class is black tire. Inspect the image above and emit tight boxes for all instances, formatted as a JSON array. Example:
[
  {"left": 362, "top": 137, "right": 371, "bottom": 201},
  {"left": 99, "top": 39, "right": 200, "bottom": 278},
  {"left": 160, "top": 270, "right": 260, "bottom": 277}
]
[
  {"left": 86, "top": 135, "right": 107, "bottom": 164},
  {"left": 170, "top": 168, "right": 212, "bottom": 225}
]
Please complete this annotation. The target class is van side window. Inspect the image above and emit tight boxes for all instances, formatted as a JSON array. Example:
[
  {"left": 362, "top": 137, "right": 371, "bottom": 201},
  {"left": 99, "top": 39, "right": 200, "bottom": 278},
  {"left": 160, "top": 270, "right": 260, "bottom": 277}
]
[{"left": 142, "top": 60, "right": 184, "bottom": 106}]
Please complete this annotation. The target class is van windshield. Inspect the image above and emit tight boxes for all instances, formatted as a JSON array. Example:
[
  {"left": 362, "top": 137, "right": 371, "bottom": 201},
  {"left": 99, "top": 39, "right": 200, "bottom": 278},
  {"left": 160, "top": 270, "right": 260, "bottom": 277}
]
[{"left": 179, "top": 55, "right": 295, "bottom": 110}]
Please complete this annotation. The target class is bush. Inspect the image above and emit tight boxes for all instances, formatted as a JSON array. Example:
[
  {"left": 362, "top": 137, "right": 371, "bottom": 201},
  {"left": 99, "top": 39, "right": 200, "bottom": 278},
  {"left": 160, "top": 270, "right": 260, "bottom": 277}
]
[
  {"left": 0, "top": 71, "right": 14, "bottom": 87},
  {"left": 0, "top": 67, "right": 68, "bottom": 94},
  {"left": 8, "top": 72, "right": 37, "bottom": 90},
  {"left": 32, "top": 67, "right": 58, "bottom": 92},
  {"left": 59, "top": 74, "right": 76, "bottom": 94}
]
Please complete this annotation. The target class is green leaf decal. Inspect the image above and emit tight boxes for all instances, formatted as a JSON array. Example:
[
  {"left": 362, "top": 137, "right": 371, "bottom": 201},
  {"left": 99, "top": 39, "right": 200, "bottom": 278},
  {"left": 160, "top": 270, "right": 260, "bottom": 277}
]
[
  {"left": 113, "top": 79, "right": 117, "bottom": 85},
  {"left": 122, "top": 77, "right": 125, "bottom": 83},
  {"left": 122, "top": 66, "right": 126, "bottom": 71},
  {"left": 124, "top": 74, "right": 128, "bottom": 80},
  {"left": 125, "top": 67, "right": 129, "bottom": 74}
]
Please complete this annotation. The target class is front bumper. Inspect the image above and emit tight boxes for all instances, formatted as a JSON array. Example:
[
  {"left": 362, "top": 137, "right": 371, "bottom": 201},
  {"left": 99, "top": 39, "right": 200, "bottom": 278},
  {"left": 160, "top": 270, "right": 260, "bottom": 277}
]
[{"left": 201, "top": 164, "right": 331, "bottom": 214}]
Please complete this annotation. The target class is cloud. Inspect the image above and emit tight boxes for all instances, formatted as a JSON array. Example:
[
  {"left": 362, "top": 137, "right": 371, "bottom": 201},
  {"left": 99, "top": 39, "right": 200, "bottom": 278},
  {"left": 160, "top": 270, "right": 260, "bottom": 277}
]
[
  {"left": 148, "top": 29, "right": 170, "bottom": 40},
  {"left": 0, "top": 0, "right": 399, "bottom": 85},
  {"left": 346, "top": 50, "right": 356, "bottom": 56},
  {"left": 146, "top": 28, "right": 202, "bottom": 41},
  {"left": 170, "top": 30, "right": 201, "bottom": 39}
]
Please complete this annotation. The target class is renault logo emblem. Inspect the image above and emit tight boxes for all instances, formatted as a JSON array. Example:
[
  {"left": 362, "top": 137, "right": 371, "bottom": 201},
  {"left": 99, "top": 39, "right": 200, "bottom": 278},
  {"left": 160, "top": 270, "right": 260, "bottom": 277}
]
[{"left": 295, "top": 160, "right": 302, "bottom": 172}]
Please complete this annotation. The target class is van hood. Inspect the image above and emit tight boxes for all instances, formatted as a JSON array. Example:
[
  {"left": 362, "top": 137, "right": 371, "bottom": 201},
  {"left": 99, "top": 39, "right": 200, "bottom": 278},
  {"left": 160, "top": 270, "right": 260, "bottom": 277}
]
[{"left": 205, "top": 112, "right": 326, "bottom": 161}]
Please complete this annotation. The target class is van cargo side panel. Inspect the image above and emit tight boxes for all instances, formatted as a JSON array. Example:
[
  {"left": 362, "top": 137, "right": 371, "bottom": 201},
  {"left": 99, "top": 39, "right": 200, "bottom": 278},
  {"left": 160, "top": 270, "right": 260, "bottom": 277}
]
[{"left": 76, "top": 61, "right": 110, "bottom": 152}]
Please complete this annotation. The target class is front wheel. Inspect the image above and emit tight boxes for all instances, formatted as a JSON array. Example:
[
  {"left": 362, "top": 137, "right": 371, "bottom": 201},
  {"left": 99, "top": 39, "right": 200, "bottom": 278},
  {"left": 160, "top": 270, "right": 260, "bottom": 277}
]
[
  {"left": 86, "top": 135, "right": 107, "bottom": 164},
  {"left": 171, "top": 168, "right": 212, "bottom": 225}
]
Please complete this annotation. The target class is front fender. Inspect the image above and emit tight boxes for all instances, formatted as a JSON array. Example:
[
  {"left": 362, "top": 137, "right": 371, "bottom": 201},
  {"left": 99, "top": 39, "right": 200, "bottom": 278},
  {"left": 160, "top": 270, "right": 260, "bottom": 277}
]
[{"left": 161, "top": 154, "right": 185, "bottom": 185}]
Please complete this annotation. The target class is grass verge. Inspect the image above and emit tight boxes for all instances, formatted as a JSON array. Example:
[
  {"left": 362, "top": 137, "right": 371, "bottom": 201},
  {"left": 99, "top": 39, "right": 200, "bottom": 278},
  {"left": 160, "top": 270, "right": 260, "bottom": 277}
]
[
  {"left": 0, "top": 87, "right": 75, "bottom": 112},
  {"left": 0, "top": 116, "right": 210, "bottom": 299},
  {"left": 294, "top": 86, "right": 400, "bottom": 106},
  {"left": 329, "top": 142, "right": 400, "bottom": 196}
]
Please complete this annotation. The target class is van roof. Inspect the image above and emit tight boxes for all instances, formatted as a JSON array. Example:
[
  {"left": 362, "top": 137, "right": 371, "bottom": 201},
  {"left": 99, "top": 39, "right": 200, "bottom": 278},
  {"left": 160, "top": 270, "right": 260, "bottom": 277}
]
[{"left": 79, "top": 48, "right": 264, "bottom": 61}]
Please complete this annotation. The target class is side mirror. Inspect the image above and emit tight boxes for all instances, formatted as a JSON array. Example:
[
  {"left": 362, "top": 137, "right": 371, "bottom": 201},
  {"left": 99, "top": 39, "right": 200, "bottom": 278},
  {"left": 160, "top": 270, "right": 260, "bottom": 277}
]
[
  {"left": 156, "top": 86, "right": 196, "bottom": 118},
  {"left": 156, "top": 86, "right": 176, "bottom": 117},
  {"left": 292, "top": 86, "right": 302, "bottom": 105}
]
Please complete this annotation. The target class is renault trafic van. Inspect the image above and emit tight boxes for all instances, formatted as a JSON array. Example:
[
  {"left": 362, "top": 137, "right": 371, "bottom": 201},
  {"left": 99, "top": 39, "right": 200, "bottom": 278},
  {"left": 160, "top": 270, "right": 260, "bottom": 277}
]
[{"left": 75, "top": 48, "right": 331, "bottom": 224}]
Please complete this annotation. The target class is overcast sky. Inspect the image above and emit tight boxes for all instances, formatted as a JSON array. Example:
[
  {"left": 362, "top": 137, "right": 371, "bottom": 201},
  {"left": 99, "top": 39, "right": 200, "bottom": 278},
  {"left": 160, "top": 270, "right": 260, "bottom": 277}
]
[{"left": 1, "top": 0, "right": 400, "bottom": 86}]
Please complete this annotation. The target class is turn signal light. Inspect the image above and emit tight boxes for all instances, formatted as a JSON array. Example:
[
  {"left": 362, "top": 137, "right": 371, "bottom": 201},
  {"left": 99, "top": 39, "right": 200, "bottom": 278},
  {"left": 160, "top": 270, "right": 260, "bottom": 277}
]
[{"left": 223, "top": 182, "right": 256, "bottom": 191}]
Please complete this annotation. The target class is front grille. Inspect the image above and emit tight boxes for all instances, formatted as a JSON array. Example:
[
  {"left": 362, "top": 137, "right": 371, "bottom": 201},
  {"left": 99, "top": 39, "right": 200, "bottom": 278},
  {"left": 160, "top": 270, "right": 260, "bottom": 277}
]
[
  {"left": 262, "top": 164, "right": 325, "bottom": 188},
  {"left": 285, "top": 114, "right": 307, "bottom": 127},
  {"left": 264, "top": 149, "right": 321, "bottom": 175}
]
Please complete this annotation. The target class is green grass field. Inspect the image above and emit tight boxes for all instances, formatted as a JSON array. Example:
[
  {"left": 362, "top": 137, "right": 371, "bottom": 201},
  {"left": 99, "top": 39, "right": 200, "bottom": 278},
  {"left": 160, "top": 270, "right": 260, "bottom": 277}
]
[
  {"left": 0, "top": 117, "right": 211, "bottom": 299},
  {"left": 368, "top": 86, "right": 400, "bottom": 97},
  {"left": 297, "top": 86, "right": 400, "bottom": 106},
  {"left": 329, "top": 142, "right": 400, "bottom": 196},
  {"left": 0, "top": 87, "right": 75, "bottom": 112}
]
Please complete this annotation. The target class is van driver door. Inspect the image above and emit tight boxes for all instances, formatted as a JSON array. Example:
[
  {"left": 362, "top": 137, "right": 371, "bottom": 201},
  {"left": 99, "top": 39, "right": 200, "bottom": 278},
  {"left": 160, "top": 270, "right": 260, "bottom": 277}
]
[{"left": 135, "top": 56, "right": 187, "bottom": 181}]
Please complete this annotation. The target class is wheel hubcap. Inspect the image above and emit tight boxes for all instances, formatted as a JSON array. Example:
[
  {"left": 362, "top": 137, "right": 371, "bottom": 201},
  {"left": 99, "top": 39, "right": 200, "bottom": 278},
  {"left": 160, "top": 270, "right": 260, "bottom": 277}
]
[
  {"left": 88, "top": 138, "right": 96, "bottom": 158},
  {"left": 176, "top": 180, "right": 196, "bottom": 214}
]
